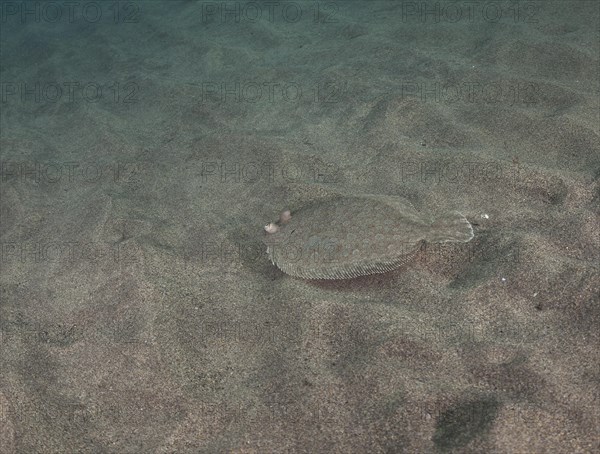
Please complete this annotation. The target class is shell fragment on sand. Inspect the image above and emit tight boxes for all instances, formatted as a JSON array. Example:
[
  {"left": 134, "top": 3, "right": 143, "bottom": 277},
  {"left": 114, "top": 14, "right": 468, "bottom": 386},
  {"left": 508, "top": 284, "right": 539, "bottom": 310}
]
[{"left": 262, "top": 194, "right": 474, "bottom": 280}]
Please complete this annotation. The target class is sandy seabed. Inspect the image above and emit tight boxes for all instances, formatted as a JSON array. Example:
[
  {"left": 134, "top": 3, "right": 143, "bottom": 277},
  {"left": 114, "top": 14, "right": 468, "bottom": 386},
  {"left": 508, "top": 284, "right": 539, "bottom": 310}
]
[{"left": 1, "top": 1, "right": 599, "bottom": 453}]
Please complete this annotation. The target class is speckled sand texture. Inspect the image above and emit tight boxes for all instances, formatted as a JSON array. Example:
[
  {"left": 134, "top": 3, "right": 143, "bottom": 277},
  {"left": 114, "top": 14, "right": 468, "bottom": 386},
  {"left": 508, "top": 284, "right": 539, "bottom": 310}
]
[{"left": 1, "top": 1, "right": 598, "bottom": 452}]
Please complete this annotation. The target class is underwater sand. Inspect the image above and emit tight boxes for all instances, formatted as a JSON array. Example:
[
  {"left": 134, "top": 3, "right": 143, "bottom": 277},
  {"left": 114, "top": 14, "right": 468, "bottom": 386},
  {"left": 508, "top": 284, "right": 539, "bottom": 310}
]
[{"left": 1, "top": 1, "right": 599, "bottom": 453}]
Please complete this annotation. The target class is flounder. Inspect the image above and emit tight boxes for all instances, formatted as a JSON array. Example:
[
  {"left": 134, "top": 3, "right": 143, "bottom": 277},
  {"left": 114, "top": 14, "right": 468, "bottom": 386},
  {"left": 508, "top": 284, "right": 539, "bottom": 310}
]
[{"left": 263, "top": 193, "right": 473, "bottom": 280}]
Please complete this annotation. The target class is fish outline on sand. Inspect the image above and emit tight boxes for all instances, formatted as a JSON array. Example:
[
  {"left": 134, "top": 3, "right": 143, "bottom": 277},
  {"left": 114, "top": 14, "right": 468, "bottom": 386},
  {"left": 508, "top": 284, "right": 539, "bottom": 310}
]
[{"left": 262, "top": 193, "right": 474, "bottom": 280}]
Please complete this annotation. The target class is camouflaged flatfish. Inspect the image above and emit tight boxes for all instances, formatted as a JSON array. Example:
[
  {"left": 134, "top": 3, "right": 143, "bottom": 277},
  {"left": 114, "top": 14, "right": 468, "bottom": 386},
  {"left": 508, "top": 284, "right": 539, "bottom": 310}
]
[{"left": 262, "top": 193, "right": 473, "bottom": 280}]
